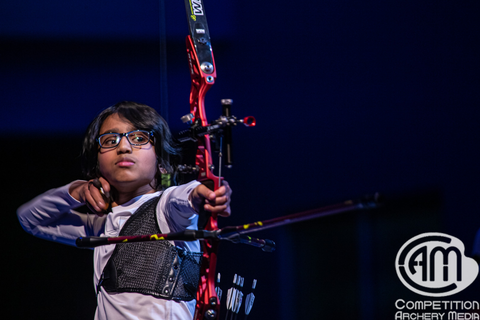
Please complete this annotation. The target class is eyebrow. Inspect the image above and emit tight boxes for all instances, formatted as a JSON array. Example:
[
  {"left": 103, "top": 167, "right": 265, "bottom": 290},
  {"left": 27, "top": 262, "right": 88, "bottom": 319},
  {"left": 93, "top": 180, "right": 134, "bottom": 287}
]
[
  {"left": 99, "top": 127, "right": 139, "bottom": 136},
  {"left": 99, "top": 128, "right": 120, "bottom": 135}
]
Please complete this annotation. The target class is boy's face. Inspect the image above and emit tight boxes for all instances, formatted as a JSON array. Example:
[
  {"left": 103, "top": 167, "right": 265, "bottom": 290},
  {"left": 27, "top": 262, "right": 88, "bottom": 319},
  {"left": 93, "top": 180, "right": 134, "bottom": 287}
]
[{"left": 97, "top": 113, "right": 157, "bottom": 194}]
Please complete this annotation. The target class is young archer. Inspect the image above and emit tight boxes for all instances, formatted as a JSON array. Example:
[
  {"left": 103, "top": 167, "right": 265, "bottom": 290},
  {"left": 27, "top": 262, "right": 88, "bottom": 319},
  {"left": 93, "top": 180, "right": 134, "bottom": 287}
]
[{"left": 18, "top": 101, "right": 231, "bottom": 319}]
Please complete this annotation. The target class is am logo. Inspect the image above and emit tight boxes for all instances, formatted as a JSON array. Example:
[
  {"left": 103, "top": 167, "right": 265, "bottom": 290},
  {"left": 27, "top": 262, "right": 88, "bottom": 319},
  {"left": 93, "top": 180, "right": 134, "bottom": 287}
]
[{"left": 395, "top": 232, "right": 479, "bottom": 297}]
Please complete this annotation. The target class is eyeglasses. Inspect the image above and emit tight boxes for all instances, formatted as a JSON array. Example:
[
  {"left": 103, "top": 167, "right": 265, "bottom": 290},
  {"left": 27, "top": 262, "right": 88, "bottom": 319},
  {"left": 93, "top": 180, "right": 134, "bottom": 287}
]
[{"left": 97, "top": 130, "right": 153, "bottom": 148}]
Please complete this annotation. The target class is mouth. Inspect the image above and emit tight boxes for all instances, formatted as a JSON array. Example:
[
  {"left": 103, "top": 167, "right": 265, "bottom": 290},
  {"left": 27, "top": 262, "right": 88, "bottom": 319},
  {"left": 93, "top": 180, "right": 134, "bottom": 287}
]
[{"left": 116, "top": 158, "right": 135, "bottom": 167}]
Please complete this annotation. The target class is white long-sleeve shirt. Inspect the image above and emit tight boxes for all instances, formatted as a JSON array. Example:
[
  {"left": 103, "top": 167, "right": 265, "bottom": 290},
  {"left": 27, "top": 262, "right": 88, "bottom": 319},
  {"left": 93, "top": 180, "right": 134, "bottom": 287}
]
[{"left": 17, "top": 180, "right": 201, "bottom": 320}]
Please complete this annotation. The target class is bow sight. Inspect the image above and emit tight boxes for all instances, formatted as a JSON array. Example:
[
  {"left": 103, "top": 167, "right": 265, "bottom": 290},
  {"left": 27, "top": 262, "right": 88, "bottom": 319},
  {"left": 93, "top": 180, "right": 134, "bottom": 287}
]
[{"left": 177, "top": 99, "right": 256, "bottom": 174}]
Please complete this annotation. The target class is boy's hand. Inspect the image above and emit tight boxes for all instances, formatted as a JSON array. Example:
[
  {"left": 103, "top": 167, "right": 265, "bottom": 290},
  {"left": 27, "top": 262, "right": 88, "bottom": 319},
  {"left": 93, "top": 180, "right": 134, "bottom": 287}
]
[
  {"left": 191, "top": 181, "right": 232, "bottom": 217},
  {"left": 70, "top": 178, "right": 111, "bottom": 215}
]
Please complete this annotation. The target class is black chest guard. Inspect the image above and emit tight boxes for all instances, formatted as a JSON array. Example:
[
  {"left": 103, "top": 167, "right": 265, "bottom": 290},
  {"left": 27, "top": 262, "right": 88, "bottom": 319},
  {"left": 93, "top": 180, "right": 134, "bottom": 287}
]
[{"left": 100, "top": 196, "right": 202, "bottom": 301}]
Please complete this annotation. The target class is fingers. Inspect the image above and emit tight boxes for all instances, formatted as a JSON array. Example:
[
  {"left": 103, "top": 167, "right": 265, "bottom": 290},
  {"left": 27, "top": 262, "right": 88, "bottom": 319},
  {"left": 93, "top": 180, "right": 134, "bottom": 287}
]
[
  {"left": 195, "top": 184, "right": 216, "bottom": 202},
  {"left": 92, "top": 177, "right": 111, "bottom": 199},
  {"left": 85, "top": 178, "right": 111, "bottom": 214},
  {"left": 194, "top": 181, "right": 232, "bottom": 217}
]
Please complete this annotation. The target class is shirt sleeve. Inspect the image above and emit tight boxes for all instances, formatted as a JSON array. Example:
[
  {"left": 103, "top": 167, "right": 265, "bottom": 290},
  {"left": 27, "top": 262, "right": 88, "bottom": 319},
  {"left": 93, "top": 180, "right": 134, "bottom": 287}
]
[
  {"left": 17, "top": 181, "right": 106, "bottom": 247},
  {"left": 158, "top": 180, "right": 201, "bottom": 233}
]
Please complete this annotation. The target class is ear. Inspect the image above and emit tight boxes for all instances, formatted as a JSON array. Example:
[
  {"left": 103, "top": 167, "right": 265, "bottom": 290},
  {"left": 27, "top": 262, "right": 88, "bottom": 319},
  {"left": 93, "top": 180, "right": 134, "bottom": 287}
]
[{"left": 158, "top": 164, "right": 168, "bottom": 175}]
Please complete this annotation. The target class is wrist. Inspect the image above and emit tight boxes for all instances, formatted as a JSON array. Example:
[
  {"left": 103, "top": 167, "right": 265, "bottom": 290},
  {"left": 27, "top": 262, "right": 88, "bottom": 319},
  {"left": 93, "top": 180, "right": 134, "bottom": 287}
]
[
  {"left": 189, "top": 187, "right": 201, "bottom": 213},
  {"left": 68, "top": 180, "right": 87, "bottom": 203}
]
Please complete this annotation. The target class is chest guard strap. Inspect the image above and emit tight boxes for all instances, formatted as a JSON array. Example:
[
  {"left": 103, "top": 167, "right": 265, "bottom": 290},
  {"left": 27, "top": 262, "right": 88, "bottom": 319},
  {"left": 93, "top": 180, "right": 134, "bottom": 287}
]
[{"left": 100, "top": 196, "right": 202, "bottom": 301}]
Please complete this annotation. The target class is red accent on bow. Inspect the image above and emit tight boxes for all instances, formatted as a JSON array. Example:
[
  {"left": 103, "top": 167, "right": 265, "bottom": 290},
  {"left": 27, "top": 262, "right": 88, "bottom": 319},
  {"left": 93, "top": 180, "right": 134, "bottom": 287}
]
[{"left": 186, "top": 35, "right": 221, "bottom": 320}]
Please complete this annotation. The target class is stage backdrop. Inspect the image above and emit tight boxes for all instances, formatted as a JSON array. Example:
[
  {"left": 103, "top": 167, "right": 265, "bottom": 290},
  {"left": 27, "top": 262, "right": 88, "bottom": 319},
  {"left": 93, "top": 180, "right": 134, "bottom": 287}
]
[{"left": 2, "top": 1, "right": 480, "bottom": 319}]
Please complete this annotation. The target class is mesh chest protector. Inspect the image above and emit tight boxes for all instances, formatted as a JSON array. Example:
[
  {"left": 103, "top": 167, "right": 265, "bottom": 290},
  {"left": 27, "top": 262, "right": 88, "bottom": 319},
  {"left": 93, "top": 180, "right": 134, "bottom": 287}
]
[{"left": 100, "top": 196, "right": 202, "bottom": 301}]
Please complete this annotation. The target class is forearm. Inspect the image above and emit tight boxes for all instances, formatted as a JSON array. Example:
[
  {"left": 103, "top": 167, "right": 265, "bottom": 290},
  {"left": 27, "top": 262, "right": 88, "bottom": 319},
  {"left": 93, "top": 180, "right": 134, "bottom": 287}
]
[{"left": 17, "top": 181, "right": 93, "bottom": 246}]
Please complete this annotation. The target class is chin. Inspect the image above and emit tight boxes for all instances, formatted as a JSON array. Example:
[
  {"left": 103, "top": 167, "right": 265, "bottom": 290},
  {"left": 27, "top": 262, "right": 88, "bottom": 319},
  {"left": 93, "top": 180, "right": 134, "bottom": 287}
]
[{"left": 113, "top": 178, "right": 155, "bottom": 190}]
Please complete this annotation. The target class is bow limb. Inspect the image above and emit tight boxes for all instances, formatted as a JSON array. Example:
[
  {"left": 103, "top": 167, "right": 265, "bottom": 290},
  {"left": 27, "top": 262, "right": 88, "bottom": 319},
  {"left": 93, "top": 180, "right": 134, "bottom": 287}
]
[{"left": 183, "top": 11, "right": 221, "bottom": 320}]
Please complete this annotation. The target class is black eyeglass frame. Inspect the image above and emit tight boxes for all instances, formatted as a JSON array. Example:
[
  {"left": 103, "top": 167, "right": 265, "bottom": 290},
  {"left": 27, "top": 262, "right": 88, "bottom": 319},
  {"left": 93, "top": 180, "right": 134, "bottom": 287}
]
[{"left": 97, "top": 130, "right": 154, "bottom": 149}]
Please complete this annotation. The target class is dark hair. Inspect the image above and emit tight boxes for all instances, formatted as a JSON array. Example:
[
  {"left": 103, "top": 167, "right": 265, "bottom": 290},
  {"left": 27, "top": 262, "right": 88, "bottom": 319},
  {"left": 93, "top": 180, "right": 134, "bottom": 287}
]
[{"left": 81, "top": 101, "right": 180, "bottom": 190}]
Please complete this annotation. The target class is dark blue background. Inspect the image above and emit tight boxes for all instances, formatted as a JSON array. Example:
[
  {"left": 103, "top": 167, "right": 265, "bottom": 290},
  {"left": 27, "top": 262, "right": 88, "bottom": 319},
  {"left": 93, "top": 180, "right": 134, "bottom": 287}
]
[{"left": 2, "top": 1, "right": 480, "bottom": 319}]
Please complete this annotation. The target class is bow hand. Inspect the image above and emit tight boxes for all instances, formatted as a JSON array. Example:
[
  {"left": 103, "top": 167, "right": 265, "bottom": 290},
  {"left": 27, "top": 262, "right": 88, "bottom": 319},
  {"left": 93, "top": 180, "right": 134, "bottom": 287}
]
[{"left": 191, "top": 181, "right": 231, "bottom": 217}]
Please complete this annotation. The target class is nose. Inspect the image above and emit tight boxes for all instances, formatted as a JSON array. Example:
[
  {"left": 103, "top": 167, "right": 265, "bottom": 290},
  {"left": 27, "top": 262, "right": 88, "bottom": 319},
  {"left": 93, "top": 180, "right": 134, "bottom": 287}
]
[{"left": 116, "top": 135, "right": 132, "bottom": 154}]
